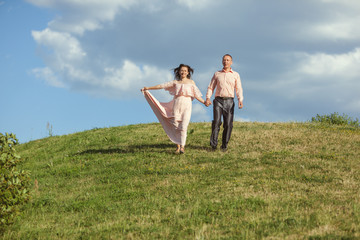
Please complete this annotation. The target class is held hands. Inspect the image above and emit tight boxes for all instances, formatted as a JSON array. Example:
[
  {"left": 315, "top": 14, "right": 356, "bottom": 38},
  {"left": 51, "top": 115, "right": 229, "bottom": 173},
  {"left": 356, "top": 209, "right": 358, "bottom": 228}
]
[
  {"left": 140, "top": 87, "right": 148, "bottom": 92},
  {"left": 205, "top": 98, "right": 212, "bottom": 107},
  {"left": 238, "top": 101, "right": 243, "bottom": 109}
]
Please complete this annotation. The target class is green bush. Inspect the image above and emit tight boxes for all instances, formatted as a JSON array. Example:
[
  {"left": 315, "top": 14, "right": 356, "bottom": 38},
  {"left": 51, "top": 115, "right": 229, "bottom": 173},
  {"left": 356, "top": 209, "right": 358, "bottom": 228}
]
[
  {"left": 0, "top": 133, "right": 30, "bottom": 233},
  {"left": 311, "top": 112, "right": 360, "bottom": 127}
]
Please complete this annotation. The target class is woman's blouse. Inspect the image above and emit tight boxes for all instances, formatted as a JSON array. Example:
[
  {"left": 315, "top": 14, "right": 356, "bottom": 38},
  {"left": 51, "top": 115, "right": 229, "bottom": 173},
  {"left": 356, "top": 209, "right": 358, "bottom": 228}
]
[{"left": 159, "top": 80, "right": 203, "bottom": 100}]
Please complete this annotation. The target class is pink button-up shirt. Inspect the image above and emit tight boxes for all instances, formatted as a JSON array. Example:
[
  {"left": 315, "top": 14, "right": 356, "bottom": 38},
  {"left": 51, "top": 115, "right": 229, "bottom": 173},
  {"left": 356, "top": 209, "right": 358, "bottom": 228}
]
[{"left": 206, "top": 69, "right": 243, "bottom": 102}]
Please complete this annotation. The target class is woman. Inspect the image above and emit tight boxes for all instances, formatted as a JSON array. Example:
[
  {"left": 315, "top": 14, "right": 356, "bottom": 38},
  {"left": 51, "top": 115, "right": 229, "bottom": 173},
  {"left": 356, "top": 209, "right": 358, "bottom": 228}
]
[{"left": 141, "top": 64, "right": 206, "bottom": 154}]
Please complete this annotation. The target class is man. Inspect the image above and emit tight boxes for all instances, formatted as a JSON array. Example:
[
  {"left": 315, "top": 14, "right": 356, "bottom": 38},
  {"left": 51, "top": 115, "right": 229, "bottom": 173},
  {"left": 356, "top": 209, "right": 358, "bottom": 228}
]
[{"left": 205, "top": 54, "right": 244, "bottom": 151}]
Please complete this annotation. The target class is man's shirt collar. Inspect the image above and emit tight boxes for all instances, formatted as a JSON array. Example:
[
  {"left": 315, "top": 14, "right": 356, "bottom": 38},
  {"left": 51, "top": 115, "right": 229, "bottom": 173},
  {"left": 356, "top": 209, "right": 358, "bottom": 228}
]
[{"left": 221, "top": 68, "right": 233, "bottom": 73}]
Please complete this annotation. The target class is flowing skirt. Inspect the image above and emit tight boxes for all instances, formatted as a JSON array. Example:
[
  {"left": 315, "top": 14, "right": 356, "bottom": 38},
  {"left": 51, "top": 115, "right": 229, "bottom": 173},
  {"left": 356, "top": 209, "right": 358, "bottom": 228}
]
[{"left": 143, "top": 90, "right": 192, "bottom": 146}]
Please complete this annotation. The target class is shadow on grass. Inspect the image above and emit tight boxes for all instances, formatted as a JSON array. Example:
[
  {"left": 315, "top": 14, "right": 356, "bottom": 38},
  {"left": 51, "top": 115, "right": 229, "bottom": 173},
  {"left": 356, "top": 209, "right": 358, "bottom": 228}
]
[
  {"left": 76, "top": 143, "right": 175, "bottom": 155},
  {"left": 186, "top": 143, "right": 210, "bottom": 151},
  {"left": 76, "top": 143, "right": 210, "bottom": 155}
]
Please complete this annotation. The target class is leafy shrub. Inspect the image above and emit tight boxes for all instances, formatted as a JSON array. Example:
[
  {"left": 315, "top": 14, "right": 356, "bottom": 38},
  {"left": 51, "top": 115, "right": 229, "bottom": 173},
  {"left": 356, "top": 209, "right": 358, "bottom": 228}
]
[
  {"left": 311, "top": 112, "right": 360, "bottom": 127},
  {"left": 0, "top": 133, "right": 30, "bottom": 233}
]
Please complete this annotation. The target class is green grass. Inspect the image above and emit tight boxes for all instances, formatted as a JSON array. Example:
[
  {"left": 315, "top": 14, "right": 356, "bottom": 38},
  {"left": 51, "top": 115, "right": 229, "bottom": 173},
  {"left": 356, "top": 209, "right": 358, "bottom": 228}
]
[{"left": 2, "top": 122, "right": 360, "bottom": 239}]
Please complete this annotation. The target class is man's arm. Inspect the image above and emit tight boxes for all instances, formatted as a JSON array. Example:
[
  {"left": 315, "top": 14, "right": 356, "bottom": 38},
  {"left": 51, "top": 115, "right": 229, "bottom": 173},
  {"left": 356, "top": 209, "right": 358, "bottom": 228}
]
[
  {"left": 235, "top": 73, "right": 243, "bottom": 109},
  {"left": 205, "top": 74, "right": 217, "bottom": 106}
]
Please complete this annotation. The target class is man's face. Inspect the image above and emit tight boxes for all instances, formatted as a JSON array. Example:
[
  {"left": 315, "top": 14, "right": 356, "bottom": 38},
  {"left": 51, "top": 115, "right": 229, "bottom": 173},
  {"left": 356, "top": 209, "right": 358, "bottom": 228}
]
[{"left": 222, "top": 56, "right": 232, "bottom": 69}]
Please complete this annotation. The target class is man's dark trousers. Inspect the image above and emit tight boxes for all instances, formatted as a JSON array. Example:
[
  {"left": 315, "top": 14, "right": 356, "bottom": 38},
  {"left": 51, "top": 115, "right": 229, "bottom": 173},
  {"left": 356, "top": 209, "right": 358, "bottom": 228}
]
[{"left": 210, "top": 97, "right": 235, "bottom": 149}]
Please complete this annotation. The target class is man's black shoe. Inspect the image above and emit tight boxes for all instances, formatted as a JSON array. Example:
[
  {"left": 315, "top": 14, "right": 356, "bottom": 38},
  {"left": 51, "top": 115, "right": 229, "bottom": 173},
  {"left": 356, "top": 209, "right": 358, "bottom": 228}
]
[{"left": 221, "top": 146, "right": 228, "bottom": 152}]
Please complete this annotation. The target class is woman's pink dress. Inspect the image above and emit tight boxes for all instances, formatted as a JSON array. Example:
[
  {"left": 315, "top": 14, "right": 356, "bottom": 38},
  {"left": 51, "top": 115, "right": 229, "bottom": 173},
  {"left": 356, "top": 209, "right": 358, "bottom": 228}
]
[{"left": 143, "top": 80, "right": 203, "bottom": 146}]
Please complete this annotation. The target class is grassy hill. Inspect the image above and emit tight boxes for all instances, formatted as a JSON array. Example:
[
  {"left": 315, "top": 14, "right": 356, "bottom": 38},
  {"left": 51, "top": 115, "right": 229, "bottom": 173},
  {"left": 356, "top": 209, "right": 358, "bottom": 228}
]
[{"left": 2, "top": 122, "right": 360, "bottom": 239}]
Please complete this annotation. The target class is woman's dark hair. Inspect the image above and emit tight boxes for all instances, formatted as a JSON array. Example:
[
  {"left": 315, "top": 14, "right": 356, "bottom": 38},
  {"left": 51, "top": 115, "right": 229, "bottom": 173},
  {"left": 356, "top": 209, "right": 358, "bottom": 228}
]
[{"left": 173, "top": 64, "right": 194, "bottom": 80}]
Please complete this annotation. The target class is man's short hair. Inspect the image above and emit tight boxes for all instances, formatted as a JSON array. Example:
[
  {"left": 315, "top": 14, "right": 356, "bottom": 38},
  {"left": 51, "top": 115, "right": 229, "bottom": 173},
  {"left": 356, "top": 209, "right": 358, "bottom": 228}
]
[{"left": 223, "top": 54, "right": 233, "bottom": 60}]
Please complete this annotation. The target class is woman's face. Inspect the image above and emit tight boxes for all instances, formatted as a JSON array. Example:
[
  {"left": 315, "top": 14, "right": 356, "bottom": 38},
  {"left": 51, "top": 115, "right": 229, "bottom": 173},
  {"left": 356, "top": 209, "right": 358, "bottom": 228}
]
[{"left": 180, "top": 66, "right": 189, "bottom": 79}]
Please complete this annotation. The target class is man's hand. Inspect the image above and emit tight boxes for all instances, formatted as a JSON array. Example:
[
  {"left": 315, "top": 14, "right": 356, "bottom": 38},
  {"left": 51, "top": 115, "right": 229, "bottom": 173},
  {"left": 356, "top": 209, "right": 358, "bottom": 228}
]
[
  {"left": 238, "top": 101, "right": 243, "bottom": 109},
  {"left": 205, "top": 98, "right": 212, "bottom": 107}
]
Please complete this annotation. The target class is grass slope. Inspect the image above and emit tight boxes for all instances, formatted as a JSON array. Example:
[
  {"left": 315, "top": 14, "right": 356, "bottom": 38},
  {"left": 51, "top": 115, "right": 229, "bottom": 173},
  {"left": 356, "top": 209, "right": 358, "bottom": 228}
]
[{"left": 2, "top": 122, "right": 360, "bottom": 239}]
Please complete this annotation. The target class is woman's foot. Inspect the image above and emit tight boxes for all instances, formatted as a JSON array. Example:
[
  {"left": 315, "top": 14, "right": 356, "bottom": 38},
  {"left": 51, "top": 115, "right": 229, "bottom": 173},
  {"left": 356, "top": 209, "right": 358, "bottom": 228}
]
[
  {"left": 175, "top": 145, "right": 181, "bottom": 154},
  {"left": 180, "top": 146, "right": 185, "bottom": 154}
]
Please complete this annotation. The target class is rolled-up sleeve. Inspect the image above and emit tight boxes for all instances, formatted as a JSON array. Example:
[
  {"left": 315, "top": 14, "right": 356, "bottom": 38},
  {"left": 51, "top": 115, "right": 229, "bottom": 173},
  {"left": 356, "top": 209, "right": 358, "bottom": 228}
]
[
  {"left": 206, "top": 74, "right": 217, "bottom": 99},
  {"left": 235, "top": 73, "right": 243, "bottom": 102}
]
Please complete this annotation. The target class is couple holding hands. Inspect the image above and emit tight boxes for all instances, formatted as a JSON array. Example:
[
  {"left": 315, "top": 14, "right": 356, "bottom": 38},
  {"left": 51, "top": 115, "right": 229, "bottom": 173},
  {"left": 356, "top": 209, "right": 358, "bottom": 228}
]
[{"left": 141, "top": 54, "right": 244, "bottom": 154}]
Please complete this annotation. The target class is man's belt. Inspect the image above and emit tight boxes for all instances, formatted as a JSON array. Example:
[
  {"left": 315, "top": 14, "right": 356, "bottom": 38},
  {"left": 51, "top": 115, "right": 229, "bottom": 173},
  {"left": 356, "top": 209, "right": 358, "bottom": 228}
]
[{"left": 216, "top": 96, "right": 234, "bottom": 100}]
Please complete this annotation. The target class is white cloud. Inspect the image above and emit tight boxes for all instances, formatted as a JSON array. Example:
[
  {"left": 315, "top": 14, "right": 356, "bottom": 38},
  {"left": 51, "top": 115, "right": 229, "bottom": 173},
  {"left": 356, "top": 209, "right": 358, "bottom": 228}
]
[
  {"left": 32, "top": 28, "right": 98, "bottom": 87},
  {"left": 28, "top": 0, "right": 199, "bottom": 98},
  {"left": 235, "top": 116, "right": 251, "bottom": 122},
  {"left": 32, "top": 28, "right": 86, "bottom": 61},
  {"left": 32, "top": 58, "right": 172, "bottom": 98},
  {"left": 295, "top": 48, "right": 360, "bottom": 114},
  {"left": 26, "top": 0, "right": 136, "bottom": 35},
  {"left": 27, "top": 0, "right": 360, "bottom": 121},
  {"left": 320, "top": 0, "right": 360, "bottom": 6},
  {"left": 191, "top": 103, "right": 209, "bottom": 122},
  {"left": 102, "top": 61, "right": 172, "bottom": 92},
  {"left": 31, "top": 67, "right": 65, "bottom": 88},
  {"left": 346, "top": 100, "right": 360, "bottom": 113},
  {"left": 176, "top": 0, "right": 217, "bottom": 10},
  {"left": 297, "top": 48, "right": 360, "bottom": 79},
  {"left": 309, "top": 17, "right": 360, "bottom": 41},
  {"left": 31, "top": 27, "right": 174, "bottom": 97},
  {"left": 297, "top": 0, "right": 360, "bottom": 41}
]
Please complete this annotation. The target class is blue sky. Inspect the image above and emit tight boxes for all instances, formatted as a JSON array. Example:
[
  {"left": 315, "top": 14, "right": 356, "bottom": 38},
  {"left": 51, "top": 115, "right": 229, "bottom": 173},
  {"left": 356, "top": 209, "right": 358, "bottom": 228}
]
[{"left": 1, "top": 0, "right": 359, "bottom": 143}]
